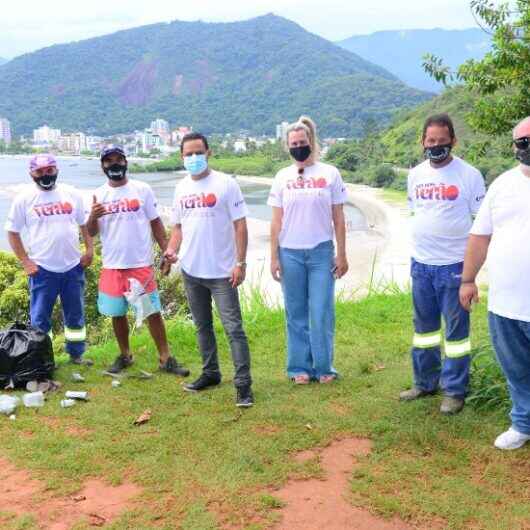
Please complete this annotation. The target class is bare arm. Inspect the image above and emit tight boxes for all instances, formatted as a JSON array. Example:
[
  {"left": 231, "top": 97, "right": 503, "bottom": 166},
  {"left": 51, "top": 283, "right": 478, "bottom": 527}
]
[
  {"left": 79, "top": 225, "right": 94, "bottom": 268},
  {"left": 7, "top": 231, "right": 38, "bottom": 275},
  {"left": 270, "top": 207, "right": 283, "bottom": 281},
  {"left": 231, "top": 217, "right": 248, "bottom": 288},
  {"left": 150, "top": 217, "right": 168, "bottom": 252},
  {"left": 332, "top": 204, "right": 348, "bottom": 278},
  {"left": 87, "top": 195, "right": 105, "bottom": 237},
  {"left": 459, "top": 234, "right": 491, "bottom": 311},
  {"left": 165, "top": 224, "right": 183, "bottom": 257}
]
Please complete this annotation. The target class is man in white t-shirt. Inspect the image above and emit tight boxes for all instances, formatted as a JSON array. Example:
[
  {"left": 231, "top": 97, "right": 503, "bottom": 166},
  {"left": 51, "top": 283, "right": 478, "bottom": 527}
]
[
  {"left": 87, "top": 145, "right": 189, "bottom": 378},
  {"left": 5, "top": 154, "right": 93, "bottom": 364},
  {"left": 164, "top": 133, "right": 253, "bottom": 408},
  {"left": 400, "top": 114, "right": 486, "bottom": 415},
  {"left": 460, "top": 116, "right": 530, "bottom": 450}
]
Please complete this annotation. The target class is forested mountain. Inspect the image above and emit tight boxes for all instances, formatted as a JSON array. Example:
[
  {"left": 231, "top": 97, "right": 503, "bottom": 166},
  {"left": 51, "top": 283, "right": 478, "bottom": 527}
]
[
  {"left": 0, "top": 14, "right": 431, "bottom": 137},
  {"left": 337, "top": 28, "right": 490, "bottom": 92}
]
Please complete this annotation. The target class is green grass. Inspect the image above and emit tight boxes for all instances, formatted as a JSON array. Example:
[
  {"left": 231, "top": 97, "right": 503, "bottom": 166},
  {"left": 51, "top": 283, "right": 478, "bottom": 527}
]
[
  {"left": 379, "top": 188, "right": 408, "bottom": 204},
  {"left": 0, "top": 291, "right": 524, "bottom": 530}
]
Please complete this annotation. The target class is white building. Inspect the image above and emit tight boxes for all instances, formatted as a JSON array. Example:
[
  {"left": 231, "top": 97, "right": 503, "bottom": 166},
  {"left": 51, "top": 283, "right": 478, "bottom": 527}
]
[
  {"left": 171, "top": 126, "right": 192, "bottom": 146},
  {"left": 86, "top": 136, "right": 103, "bottom": 153},
  {"left": 275, "top": 121, "right": 289, "bottom": 141},
  {"left": 57, "top": 132, "right": 87, "bottom": 155},
  {"left": 233, "top": 140, "right": 247, "bottom": 153},
  {"left": 150, "top": 119, "right": 170, "bottom": 135},
  {"left": 0, "top": 118, "right": 11, "bottom": 145},
  {"left": 137, "top": 129, "right": 162, "bottom": 153},
  {"left": 33, "top": 125, "right": 61, "bottom": 145}
]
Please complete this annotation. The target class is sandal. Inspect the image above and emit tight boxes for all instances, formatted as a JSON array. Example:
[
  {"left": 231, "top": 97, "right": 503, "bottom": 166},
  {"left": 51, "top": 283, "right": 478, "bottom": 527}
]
[
  {"left": 291, "top": 374, "right": 310, "bottom": 385},
  {"left": 319, "top": 375, "right": 336, "bottom": 384}
]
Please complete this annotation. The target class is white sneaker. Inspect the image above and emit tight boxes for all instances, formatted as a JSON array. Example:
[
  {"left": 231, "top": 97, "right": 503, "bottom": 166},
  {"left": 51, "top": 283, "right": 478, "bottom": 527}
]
[{"left": 494, "top": 427, "right": 530, "bottom": 450}]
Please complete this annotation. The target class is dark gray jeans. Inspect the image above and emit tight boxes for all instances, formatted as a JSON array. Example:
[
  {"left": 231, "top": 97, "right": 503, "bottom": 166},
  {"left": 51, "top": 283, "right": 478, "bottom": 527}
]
[{"left": 182, "top": 270, "right": 252, "bottom": 387}]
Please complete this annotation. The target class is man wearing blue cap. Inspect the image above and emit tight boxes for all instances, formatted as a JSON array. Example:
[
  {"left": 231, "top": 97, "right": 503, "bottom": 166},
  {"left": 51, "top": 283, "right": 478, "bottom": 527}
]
[{"left": 5, "top": 154, "right": 93, "bottom": 365}]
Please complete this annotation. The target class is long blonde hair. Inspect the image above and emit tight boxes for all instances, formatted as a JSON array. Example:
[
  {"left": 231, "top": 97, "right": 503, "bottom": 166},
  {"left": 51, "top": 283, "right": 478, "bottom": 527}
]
[{"left": 285, "top": 115, "right": 320, "bottom": 161}]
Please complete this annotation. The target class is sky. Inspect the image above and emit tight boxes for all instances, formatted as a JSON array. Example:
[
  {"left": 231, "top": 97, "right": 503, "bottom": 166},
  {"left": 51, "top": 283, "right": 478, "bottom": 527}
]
[{"left": 0, "top": 0, "right": 480, "bottom": 59}]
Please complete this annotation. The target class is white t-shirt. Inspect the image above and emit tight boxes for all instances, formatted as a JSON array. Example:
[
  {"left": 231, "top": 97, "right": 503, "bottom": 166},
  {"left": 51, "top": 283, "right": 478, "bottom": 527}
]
[
  {"left": 171, "top": 171, "right": 249, "bottom": 278},
  {"left": 93, "top": 179, "right": 159, "bottom": 269},
  {"left": 408, "top": 156, "right": 485, "bottom": 265},
  {"left": 267, "top": 161, "right": 347, "bottom": 249},
  {"left": 5, "top": 183, "right": 85, "bottom": 273},
  {"left": 471, "top": 166, "right": 530, "bottom": 321}
]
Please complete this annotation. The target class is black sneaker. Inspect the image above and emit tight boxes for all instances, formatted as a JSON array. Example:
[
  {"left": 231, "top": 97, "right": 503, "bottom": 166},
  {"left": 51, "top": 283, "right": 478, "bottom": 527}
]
[
  {"left": 236, "top": 385, "right": 254, "bottom": 408},
  {"left": 183, "top": 373, "right": 221, "bottom": 393},
  {"left": 69, "top": 357, "right": 94, "bottom": 367},
  {"left": 159, "top": 356, "right": 190, "bottom": 377},
  {"left": 107, "top": 354, "right": 134, "bottom": 374}
]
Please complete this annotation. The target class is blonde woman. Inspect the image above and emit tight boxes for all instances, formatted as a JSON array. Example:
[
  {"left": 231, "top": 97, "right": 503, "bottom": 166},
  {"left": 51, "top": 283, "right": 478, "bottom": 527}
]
[{"left": 268, "top": 116, "right": 348, "bottom": 384}]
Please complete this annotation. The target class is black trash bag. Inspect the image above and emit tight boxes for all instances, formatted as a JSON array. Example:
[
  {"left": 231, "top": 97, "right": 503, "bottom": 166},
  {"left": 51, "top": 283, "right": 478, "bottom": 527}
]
[{"left": 0, "top": 322, "right": 54, "bottom": 388}]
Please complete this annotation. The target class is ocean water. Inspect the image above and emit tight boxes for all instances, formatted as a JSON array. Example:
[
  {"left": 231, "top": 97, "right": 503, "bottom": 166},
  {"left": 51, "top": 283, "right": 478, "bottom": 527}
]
[{"left": 0, "top": 156, "right": 366, "bottom": 251}]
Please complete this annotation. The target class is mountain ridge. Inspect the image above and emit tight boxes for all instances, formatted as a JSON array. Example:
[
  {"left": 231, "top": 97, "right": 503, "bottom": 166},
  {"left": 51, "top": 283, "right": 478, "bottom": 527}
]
[
  {"left": 0, "top": 14, "right": 431, "bottom": 137},
  {"left": 337, "top": 28, "right": 491, "bottom": 92}
]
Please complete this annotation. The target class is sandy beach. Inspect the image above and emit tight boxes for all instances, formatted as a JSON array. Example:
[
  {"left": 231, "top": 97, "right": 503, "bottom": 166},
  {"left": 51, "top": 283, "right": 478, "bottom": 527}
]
[{"left": 237, "top": 176, "right": 413, "bottom": 305}]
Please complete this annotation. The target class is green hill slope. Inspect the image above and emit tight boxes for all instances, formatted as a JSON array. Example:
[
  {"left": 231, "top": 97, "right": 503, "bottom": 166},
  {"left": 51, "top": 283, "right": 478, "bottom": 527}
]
[
  {"left": 327, "top": 87, "right": 514, "bottom": 188},
  {"left": 0, "top": 14, "right": 431, "bottom": 137}
]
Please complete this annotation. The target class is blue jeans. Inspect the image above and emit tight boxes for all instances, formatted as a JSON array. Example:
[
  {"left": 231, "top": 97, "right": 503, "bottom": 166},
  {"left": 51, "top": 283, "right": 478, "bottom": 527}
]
[
  {"left": 489, "top": 312, "right": 530, "bottom": 435},
  {"left": 29, "top": 263, "right": 86, "bottom": 358},
  {"left": 279, "top": 240, "right": 336, "bottom": 380},
  {"left": 410, "top": 259, "right": 470, "bottom": 398}
]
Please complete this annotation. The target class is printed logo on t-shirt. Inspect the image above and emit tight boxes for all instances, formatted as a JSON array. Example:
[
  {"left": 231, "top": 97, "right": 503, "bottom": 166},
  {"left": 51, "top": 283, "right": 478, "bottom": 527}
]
[
  {"left": 180, "top": 193, "right": 217, "bottom": 209},
  {"left": 286, "top": 177, "right": 327, "bottom": 190},
  {"left": 101, "top": 198, "right": 141, "bottom": 215},
  {"left": 34, "top": 201, "right": 74, "bottom": 217},
  {"left": 415, "top": 183, "right": 459, "bottom": 201}
]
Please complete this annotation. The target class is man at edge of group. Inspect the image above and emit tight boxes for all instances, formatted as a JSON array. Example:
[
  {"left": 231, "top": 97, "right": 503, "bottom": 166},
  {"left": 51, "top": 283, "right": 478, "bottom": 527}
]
[
  {"left": 164, "top": 132, "right": 254, "bottom": 408},
  {"left": 400, "top": 113, "right": 486, "bottom": 414},
  {"left": 87, "top": 145, "right": 189, "bottom": 377},
  {"left": 460, "top": 116, "right": 530, "bottom": 450},
  {"left": 5, "top": 154, "right": 93, "bottom": 365}
]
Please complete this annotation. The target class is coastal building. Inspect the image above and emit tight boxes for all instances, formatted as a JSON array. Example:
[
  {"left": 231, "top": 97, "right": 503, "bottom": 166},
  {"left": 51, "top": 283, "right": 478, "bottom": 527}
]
[
  {"left": 275, "top": 121, "right": 289, "bottom": 142},
  {"left": 33, "top": 125, "right": 61, "bottom": 146},
  {"left": 150, "top": 118, "right": 170, "bottom": 135},
  {"left": 171, "top": 126, "right": 192, "bottom": 145},
  {"left": 0, "top": 118, "right": 11, "bottom": 145},
  {"left": 57, "top": 132, "right": 88, "bottom": 155},
  {"left": 136, "top": 129, "right": 162, "bottom": 153},
  {"left": 234, "top": 140, "right": 247, "bottom": 153}
]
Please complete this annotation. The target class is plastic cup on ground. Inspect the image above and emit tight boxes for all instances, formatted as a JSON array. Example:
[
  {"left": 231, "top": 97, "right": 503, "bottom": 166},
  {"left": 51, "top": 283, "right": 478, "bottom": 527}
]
[
  {"left": 65, "top": 391, "right": 89, "bottom": 401},
  {"left": 22, "top": 391, "right": 45, "bottom": 408},
  {"left": 60, "top": 399, "right": 76, "bottom": 408}
]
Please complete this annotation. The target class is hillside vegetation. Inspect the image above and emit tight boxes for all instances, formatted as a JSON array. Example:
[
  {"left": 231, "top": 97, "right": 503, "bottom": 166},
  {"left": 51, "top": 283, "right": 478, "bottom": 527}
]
[
  {"left": 326, "top": 87, "right": 514, "bottom": 190},
  {"left": 0, "top": 15, "right": 431, "bottom": 138}
]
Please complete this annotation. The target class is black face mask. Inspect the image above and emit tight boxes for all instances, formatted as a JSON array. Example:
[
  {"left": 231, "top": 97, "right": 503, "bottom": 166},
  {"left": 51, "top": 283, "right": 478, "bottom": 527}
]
[
  {"left": 34, "top": 174, "right": 58, "bottom": 190},
  {"left": 424, "top": 144, "right": 452, "bottom": 164},
  {"left": 103, "top": 163, "right": 127, "bottom": 181},
  {"left": 516, "top": 148, "right": 530, "bottom": 167},
  {"left": 289, "top": 145, "right": 312, "bottom": 162}
]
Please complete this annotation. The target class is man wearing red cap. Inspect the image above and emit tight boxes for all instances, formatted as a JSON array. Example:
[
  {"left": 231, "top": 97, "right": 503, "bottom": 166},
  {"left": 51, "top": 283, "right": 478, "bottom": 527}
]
[{"left": 5, "top": 154, "right": 93, "bottom": 364}]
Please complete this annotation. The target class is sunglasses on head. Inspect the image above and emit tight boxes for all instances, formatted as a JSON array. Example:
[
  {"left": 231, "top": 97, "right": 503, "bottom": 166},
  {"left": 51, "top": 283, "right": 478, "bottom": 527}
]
[{"left": 514, "top": 137, "right": 530, "bottom": 150}]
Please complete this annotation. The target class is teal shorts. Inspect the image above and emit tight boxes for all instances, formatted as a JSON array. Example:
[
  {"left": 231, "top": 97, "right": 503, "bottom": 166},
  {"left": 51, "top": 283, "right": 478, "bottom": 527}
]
[{"left": 97, "top": 290, "right": 162, "bottom": 317}]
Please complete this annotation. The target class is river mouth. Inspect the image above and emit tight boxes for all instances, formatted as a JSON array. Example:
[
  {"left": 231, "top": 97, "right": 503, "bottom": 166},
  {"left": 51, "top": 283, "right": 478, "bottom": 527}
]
[{"left": 0, "top": 162, "right": 368, "bottom": 251}]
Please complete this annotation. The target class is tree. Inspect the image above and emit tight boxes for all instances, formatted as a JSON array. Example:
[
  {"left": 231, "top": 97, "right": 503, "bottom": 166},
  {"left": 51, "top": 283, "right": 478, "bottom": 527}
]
[{"left": 423, "top": 0, "right": 530, "bottom": 134}]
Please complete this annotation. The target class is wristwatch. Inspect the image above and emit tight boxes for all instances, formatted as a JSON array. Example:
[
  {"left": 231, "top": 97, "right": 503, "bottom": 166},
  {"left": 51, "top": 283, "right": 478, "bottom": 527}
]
[{"left": 236, "top": 261, "right": 247, "bottom": 268}]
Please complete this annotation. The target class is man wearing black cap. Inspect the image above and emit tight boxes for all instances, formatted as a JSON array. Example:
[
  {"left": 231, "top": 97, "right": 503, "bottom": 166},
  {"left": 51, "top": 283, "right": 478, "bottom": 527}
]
[{"left": 87, "top": 145, "right": 189, "bottom": 377}]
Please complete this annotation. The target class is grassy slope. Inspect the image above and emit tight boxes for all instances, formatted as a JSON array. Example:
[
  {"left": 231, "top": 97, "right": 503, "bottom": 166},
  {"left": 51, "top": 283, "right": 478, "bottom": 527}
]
[{"left": 0, "top": 292, "right": 527, "bottom": 530}]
